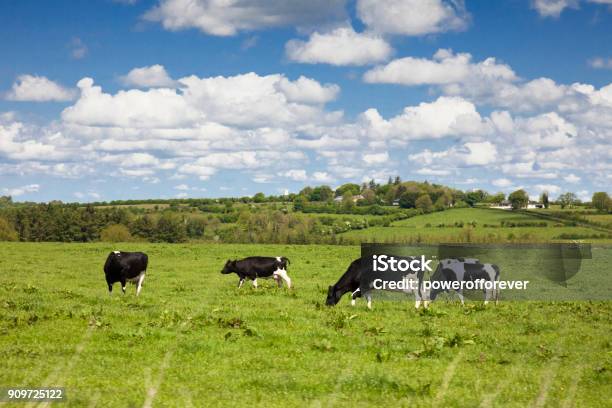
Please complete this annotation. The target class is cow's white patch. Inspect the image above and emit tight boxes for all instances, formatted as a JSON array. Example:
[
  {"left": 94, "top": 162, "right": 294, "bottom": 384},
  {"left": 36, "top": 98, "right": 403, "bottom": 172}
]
[
  {"left": 238, "top": 279, "right": 244, "bottom": 288},
  {"left": 252, "top": 278, "right": 258, "bottom": 288},
  {"left": 351, "top": 298, "right": 356, "bottom": 306},
  {"left": 276, "top": 256, "right": 281, "bottom": 262},
  {"left": 113, "top": 250, "right": 120, "bottom": 255},
  {"left": 415, "top": 300, "right": 422, "bottom": 309},
  {"left": 273, "top": 268, "right": 292, "bottom": 288}
]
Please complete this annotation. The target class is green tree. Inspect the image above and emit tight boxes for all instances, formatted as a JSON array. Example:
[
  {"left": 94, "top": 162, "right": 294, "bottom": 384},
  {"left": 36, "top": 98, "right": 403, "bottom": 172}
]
[
  {"left": 415, "top": 194, "right": 433, "bottom": 213},
  {"left": 253, "top": 192, "right": 266, "bottom": 203},
  {"left": 399, "top": 191, "right": 420, "bottom": 208},
  {"left": 361, "top": 188, "right": 377, "bottom": 205},
  {"left": 341, "top": 192, "right": 355, "bottom": 212},
  {"left": 293, "top": 195, "right": 307, "bottom": 212},
  {"left": 156, "top": 213, "right": 187, "bottom": 243},
  {"left": 0, "top": 217, "right": 18, "bottom": 241},
  {"left": 100, "top": 224, "right": 133, "bottom": 242},
  {"left": 558, "top": 192, "right": 578, "bottom": 209},
  {"left": 540, "top": 192, "right": 549, "bottom": 209},
  {"left": 591, "top": 192, "right": 610, "bottom": 212},
  {"left": 489, "top": 192, "right": 505, "bottom": 205},
  {"left": 335, "top": 183, "right": 360, "bottom": 197},
  {"left": 508, "top": 189, "right": 529, "bottom": 210}
]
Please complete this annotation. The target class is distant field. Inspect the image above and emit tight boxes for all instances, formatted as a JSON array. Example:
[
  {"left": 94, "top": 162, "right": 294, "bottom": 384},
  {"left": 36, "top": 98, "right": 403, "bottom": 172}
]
[
  {"left": 0, "top": 243, "right": 610, "bottom": 407},
  {"left": 340, "top": 208, "right": 612, "bottom": 243}
]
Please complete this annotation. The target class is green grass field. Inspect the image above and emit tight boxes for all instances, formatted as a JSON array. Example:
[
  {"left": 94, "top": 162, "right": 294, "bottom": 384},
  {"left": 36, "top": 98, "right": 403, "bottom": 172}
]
[
  {"left": 1, "top": 242, "right": 610, "bottom": 407},
  {"left": 341, "top": 208, "right": 612, "bottom": 243}
]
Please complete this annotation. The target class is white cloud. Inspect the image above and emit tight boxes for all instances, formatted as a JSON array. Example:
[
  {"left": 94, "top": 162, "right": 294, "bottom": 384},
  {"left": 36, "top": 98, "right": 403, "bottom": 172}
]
[
  {"left": 275, "top": 76, "right": 339, "bottom": 103},
  {"left": 533, "top": 184, "right": 561, "bottom": 195},
  {"left": 121, "top": 65, "right": 176, "bottom": 88},
  {"left": 532, "top": 0, "right": 612, "bottom": 17},
  {"left": 357, "top": 0, "right": 469, "bottom": 36},
  {"left": 286, "top": 27, "right": 392, "bottom": 66},
  {"left": 2, "top": 184, "right": 40, "bottom": 197},
  {"left": 282, "top": 169, "right": 308, "bottom": 181},
  {"left": 416, "top": 168, "right": 451, "bottom": 176},
  {"left": 409, "top": 141, "right": 497, "bottom": 172},
  {"left": 589, "top": 57, "right": 612, "bottom": 69},
  {"left": 532, "top": 0, "right": 578, "bottom": 17},
  {"left": 364, "top": 49, "right": 515, "bottom": 87},
  {"left": 62, "top": 77, "right": 199, "bottom": 128},
  {"left": 362, "top": 96, "right": 490, "bottom": 141},
  {"left": 492, "top": 178, "right": 513, "bottom": 188},
  {"left": 564, "top": 173, "right": 581, "bottom": 183},
  {"left": 363, "top": 151, "right": 389, "bottom": 166},
  {"left": 6, "top": 75, "right": 76, "bottom": 102},
  {"left": 69, "top": 37, "right": 88, "bottom": 59},
  {"left": 144, "top": 0, "right": 347, "bottom": 36},
  {"left": 312, "top": 171, "right": 335, "bottom": 183},
  {"left": 174, "top": 184, "right": 189, "bottom": 190}
]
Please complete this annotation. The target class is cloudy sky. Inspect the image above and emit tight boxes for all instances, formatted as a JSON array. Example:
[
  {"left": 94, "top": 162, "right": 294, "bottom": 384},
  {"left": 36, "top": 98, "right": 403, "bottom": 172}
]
[{"left": 1, "top": 0, "right": 611, "bottom": 202}]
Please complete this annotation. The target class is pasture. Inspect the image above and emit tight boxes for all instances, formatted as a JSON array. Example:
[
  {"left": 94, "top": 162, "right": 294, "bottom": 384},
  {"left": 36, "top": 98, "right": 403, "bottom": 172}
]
[
  {"left": 1, "top": 242, "right": 610, "bottom": 407},
  {"left": 340, "top": 208, "right": 612, "bottom": 243}
]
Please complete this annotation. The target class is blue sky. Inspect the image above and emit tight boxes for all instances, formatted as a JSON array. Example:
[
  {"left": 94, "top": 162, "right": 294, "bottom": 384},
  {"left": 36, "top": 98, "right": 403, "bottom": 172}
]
[{"left": 0, "top": 0, "right": 611, "bottom": 202}]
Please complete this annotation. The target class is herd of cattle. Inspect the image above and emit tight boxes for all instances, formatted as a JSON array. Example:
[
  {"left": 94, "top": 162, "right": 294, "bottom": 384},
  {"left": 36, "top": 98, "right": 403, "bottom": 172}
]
[{"left": 104, "top": 251, "right": 501, "bottom": 308}]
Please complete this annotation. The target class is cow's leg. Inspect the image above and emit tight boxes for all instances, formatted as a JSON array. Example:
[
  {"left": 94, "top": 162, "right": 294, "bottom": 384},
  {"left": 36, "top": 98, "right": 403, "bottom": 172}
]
[
  {"left": 252, "top": 278, "right": 258, "bottom": 288},
  {"left": 456, "top": 290, "right": 465, "bottom": 305},
  {"left": 351, "top": 288, "right": 360, "bottom": 306},
  {"left": 120, "top": 279, "right": 126, "bottom": 294},
  {"left": 273, "top": 274, "right": 282, "bottom": 287},
  {"left": 238, "top": 278, "right": 245, "bottom": 288},
  {"left": 274, "top": 269, "right": 292, "bottom": 288},
  {"left": 136, "top": 273, "right": 145, "bottom": 296},
  {"left": 108, "top": 282, "right": 113, "bottom": 295},
  {"left": 495, "top": 285, "right": 500, "bottom": 305},
  {"left": 365, "top": 292, "right": 372, "bottom": 310}
]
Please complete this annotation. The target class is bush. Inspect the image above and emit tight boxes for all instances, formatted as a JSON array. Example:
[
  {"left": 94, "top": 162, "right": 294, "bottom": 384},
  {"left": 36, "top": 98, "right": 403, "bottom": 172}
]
[
  {"left": 100, "top": 224, "right": 133, "bottom": 242},
  {"left": 0, "top": 217, "right": 18, "bottom": 241},
  {"left": 156, "top": 213, "right": 187, "bottom": 243}
]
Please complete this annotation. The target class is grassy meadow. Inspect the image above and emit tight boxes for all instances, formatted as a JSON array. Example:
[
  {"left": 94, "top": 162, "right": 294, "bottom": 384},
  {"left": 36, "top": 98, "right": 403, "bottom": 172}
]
[
  {"left": 1, "top": 242, "right": 611, "bottom": 407},
  {"left": 340, "top": 208, "right": 612, "bottom": 243}
]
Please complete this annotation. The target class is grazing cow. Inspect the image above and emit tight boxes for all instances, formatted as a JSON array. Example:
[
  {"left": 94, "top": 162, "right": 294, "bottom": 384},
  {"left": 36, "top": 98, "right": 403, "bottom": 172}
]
[
  {"left": 429, "top": 258, "right": 500, "bottom": 305},
  {"left": 104, "top": 251, "right": 148, "bottom": 296},
  {"left": 326, "top": 256, "right": 429, "bottom": 309},
  {"left": 221, "top": 256, "right": 291, "bottom": 288}
]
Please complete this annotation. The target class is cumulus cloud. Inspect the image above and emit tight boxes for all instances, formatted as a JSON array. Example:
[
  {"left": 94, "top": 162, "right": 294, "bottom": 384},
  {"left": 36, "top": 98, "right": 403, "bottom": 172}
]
[
  {"left": 362, "top": 96, "right": 490, "bottom": 141},
  {"left": 275, "top": 76, "right": 339, "bottom": 103},
  {"left": 492, "top": 178, "right": 514, "bottom": 188},
  {"left": 364, "top": 49, "right": 516, "bottom": 86},
  {"left": 357, "top": 0, "right": 469, "bottom": 36},
  {"left": 282, "top": 169, "right": 308, "bottom": 181},
  {"left": 144, "top": 0, "right": 347, "bottom": 36},
  {"left": 6, "top": 75, "right": 76, "bottom": 102},
  {"left": 286, "top": 27, "right": 392, "bottom": 66},
  {"left": 532, "top": 0, "right": 612, "bottom": 17},
  {"left": 121, "top": 65, "right": 176, "bottom": 88},
  {"left": 564, "top": 173, "right": 581, "bottom": 183},
  {"left": 2, "top": 184, "right": 40, "bottom": 197}
]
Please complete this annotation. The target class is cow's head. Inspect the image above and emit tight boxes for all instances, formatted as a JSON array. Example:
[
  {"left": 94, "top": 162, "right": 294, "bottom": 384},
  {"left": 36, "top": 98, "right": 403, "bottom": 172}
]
[
  {"left": 325, "top": 285, "right": 341, "bottom": 306},
  {"left": 221, "top": 260, "right": 237, "bottom": 274}
]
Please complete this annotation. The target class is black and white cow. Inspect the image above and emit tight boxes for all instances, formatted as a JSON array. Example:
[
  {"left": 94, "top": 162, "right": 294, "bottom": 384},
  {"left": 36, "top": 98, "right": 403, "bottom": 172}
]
[
  {"left": 429, "top": 258, "right": 500, "bottom": 305},
  {"left": 326, "top": 256, "right": 429, "bottom": 309},
  {"left": 221, "top": 256, "right": 291, "bottom": 288},
  {"left": 103, "top": 251, "right": 148, "bottom": 296}
]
